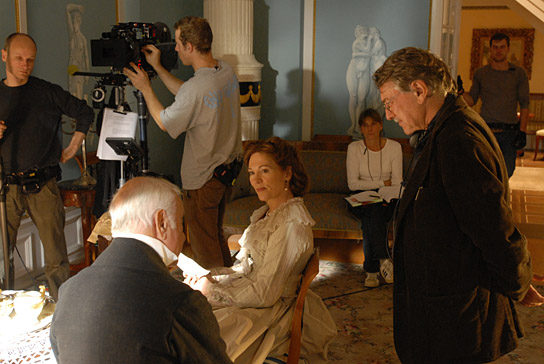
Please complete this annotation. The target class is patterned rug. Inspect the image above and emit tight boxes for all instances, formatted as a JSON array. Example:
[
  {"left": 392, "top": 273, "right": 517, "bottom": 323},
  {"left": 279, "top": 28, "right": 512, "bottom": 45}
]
[{"left": 312, "top": 260, "right": 544, "bottom": 364}]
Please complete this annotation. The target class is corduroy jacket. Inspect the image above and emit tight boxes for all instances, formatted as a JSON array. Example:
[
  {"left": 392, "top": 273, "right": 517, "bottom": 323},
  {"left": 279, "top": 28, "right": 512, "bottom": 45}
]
[{"left": 393, "top": 95, "right": 533, "bottom": 363}]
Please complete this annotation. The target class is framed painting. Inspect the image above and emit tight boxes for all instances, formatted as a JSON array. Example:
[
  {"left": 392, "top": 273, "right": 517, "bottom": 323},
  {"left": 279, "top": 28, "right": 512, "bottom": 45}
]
[{"left": 470, "top": 28, "right": 534, "bottom": 79}]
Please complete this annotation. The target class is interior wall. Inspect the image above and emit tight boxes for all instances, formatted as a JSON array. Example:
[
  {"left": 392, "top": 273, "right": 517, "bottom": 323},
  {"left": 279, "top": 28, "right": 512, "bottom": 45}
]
[
  {"left": 0, "top": 1, "right": 16, "bottom": 80},
  {"left": 254, "top": 0, "right": 302, "bottom": 140},
  {"left": 458, "top": 7, "right": 544, "bottom": 94},
  {"left": 1, "top": 0, "right": 437, "bottom": 185},
  {"left": 312, "top": 0, "right": 431, "bottom": 139},
  {"left": 0, "top": 0, "right": 202, "bottom": 186}
]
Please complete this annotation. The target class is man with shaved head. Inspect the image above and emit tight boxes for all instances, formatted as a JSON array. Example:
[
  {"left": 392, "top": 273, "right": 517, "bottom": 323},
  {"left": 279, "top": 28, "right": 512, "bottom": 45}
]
[{"left": 0, "top": 33, "right": 94, "bottom": 299}]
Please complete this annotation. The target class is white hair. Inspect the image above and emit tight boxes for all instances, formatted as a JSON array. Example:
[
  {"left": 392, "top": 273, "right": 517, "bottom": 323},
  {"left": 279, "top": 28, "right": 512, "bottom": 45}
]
[{"left": 109, "top": 177, "right": 181, "bottom": 234}]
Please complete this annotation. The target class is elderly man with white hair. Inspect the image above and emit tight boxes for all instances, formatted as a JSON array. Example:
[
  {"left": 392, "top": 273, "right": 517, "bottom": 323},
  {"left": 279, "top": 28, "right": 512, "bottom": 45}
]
[{"left": 50, "top": 176, "right": 232, "bottom": 364}]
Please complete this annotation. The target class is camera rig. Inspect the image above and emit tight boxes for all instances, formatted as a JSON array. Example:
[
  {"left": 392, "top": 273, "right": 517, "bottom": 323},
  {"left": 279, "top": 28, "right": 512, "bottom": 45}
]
[
  {"left": 91, "top": 22, "right": 177, "bottom": 73},
  {"left": 72, "top": 21, "right": 178, "bottom": 180}
]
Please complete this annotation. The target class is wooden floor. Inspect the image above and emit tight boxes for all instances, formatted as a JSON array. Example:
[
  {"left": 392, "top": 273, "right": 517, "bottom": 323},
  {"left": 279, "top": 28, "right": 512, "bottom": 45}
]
[{"left": 317, "top": 153, "right": 544, "bottom": 280}]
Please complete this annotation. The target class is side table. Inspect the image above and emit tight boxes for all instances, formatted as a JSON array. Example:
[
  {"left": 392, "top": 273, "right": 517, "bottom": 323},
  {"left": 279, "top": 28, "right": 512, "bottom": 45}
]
[{"left": 58, "top": 181, "right": 96, "bottom": 272}]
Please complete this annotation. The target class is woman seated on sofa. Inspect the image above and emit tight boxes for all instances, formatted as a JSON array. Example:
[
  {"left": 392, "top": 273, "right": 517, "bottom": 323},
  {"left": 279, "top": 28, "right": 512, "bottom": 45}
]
[
  {"left": 346, "top": 108, "right": 403, "bottom": 288},
  {"left": 185, "top": 136, "right": 336, "bottom": 364}
]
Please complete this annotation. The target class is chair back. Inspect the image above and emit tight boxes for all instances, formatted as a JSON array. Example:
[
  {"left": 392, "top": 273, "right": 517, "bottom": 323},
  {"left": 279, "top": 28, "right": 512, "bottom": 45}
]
[{"left": 286, "top": 247, "right": 320, "bottom": 364}]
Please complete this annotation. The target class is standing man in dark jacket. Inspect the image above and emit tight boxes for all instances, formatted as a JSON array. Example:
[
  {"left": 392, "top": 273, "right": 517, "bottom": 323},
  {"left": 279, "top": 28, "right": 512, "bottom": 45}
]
[
  {"left": 0, "top": 33, "right": 93, "bottom": 300},
  {"left": 373, "top": 47, "right": 542, "bottom": 363},
  {"left": 50, "top": 176, "right": 233, "bottom": 364}
]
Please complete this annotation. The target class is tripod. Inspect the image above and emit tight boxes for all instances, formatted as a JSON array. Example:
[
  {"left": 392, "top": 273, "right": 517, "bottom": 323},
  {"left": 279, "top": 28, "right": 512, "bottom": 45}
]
[{"left": 0, "top": 153, "right": 12, "bottom": 289}]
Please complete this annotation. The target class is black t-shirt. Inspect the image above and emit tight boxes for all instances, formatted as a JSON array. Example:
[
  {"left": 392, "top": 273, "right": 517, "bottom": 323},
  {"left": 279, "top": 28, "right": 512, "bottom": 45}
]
[{"left": 0, "top": 76, "right": 93, "bottom": 173}]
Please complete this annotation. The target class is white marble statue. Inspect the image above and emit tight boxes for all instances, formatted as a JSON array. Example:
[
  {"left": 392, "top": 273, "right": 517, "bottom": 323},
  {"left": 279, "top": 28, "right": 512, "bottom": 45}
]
[
  {"left": 346, "top": 25, "right": 372, "bottom": 138},
  {"left": 66, "top": 4, "right": 89, "bottom": 100},
  {"left": 346, "top": 25, "right": 388, "bottom": 138},
  {"left": 368, "top": 27, "right": 387, "bottom": 113}
]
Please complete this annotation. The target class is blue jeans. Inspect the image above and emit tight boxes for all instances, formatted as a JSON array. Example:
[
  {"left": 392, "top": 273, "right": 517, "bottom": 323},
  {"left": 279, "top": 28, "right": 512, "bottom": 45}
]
[
  {"left": 349, "top": 201, "right": 396, "bottom": 273},
  {"left": 493, "top": 130, "right": 517, "bottom": 178}
]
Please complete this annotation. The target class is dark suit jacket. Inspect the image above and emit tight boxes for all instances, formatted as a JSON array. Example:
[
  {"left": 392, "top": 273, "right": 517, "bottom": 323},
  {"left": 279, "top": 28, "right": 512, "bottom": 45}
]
[
  {"left": 50, "top": 238, "right": 233, "bottom": 364},
  {"left": 393, "top": 95, "right": 533, "bottom": 363}
]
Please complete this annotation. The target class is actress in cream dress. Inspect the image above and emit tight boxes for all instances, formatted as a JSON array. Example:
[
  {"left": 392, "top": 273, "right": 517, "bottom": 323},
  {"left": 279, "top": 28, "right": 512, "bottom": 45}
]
[{"left": 187, "top": 137, "right": 337, "bottom": 364}]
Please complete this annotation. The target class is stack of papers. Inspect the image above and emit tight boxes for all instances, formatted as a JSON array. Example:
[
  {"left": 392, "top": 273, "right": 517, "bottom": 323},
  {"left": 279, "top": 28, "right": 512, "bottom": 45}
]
[
  {"left": 177, "top": 253, "right": 210, "bottom": 278},
  {"left": 97, "top": 108, "right": 138, "bottom": 161},
  {"left": 345, "top": 190, "right": 383, "bottom": 207},
  {"left": 345, "top": 186, "right": 403, "bottom": 207}
]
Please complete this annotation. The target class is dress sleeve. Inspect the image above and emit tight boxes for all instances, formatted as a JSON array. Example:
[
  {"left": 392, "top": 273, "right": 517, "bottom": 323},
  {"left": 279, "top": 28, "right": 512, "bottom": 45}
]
[{"left": 206, "top": 221, "right": 312, "bottom": 308}]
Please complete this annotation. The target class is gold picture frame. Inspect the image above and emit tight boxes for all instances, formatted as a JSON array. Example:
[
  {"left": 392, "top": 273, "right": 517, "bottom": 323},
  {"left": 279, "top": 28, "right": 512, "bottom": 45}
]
[{"left": 470, "top": 28, "right": 535, "bottom": 79}]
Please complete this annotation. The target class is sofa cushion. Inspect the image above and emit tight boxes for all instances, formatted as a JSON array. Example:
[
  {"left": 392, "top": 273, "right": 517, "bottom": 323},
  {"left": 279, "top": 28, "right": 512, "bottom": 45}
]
[
  {"left": 304, "top": 193, "right": 360, "bottom": 233},
  {"left": 299, "top": 150, "right": 350, "bottom": 194},
  {"left": 224, "top": 195, "right": 263, "bottom": 228},
  {"left": 223, "top": 193, "right": 361, "bottom": 234},
  {"left": 230, "top": 150, "right": 351, "bottom": 201},
  {"left": 230, "top": 166, "right": 254, "bottom": 201}
]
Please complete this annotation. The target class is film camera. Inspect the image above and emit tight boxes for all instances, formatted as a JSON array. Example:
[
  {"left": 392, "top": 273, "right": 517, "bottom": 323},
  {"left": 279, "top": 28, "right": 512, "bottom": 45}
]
[{"left": 90, "top": 22, "right": 178, "bottom": 73}]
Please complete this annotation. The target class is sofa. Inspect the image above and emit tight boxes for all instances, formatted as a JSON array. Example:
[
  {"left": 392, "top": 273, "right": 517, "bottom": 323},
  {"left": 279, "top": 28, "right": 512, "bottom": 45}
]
[{"left": 223, "top": 139, "right": 413, "bottom": 241}]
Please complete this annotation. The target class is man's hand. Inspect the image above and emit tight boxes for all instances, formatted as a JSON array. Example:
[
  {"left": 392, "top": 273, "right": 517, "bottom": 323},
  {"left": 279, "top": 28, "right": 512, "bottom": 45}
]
[
  {"left": 123, "top": 62, "right": 152, "bottom": 94},
  {"left": 519, "top": 285, "right": 544, "bottom": 307},
  {"left": 61, "top": 144, "right": 79, "bottom": 163},
  {"left": 61, "top": 131, "right": 86, "bottom": 163},
  {"left": 0, "top": 120, "right": 6, "bottom": 139},
  {"left": 141, "top": 44, "right": 162, "bottom": 70},
  {"left": 383, "top": 179, "right": 392, "bottom": 186},
  {"left": 184, "top": 273, "right": 215, "bottom": 295}
]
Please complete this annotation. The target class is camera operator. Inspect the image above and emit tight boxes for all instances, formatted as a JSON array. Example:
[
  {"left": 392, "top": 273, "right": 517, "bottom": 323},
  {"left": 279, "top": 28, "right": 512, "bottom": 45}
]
[
  {"left": 124, "top": 16, "right": 242, "bottom": 269},
  {"left": 0, "top": 33, "right": 94, "bottom": 300}
]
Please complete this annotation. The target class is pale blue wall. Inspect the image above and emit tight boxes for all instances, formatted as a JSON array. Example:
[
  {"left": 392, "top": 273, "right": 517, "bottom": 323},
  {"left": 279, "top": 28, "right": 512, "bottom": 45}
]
[
  {"left": 253, "top": 0, "right": 431, "bottom": 140},
  {"left": 0, "top": 0, "right": 431, "bottom": 184},
  {"left": 254, "top": 0, "right": 303, "bottom": 140},
  {"left": 0, "top": 0, "right": 17, "bottom": 80},
  {"left": 313, "top": 0, "right": 430, "bottom": 139},
  {"left": 0, "top": 0, "right": 202, "bottom": 185}
]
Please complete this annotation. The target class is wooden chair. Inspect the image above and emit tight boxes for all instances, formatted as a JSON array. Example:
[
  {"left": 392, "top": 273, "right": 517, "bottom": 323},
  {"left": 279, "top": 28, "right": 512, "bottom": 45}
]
[
  {"left": 286, "top": 247, "right": 320, "bottom": 364},
  {"left": 533, "top": 129, "right": 544, "bottom": 160}
]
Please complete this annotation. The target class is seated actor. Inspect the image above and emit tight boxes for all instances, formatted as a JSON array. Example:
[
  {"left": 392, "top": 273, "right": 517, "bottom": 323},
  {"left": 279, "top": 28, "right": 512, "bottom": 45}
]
[
  {"left": 50, "top": 177, "right": 233, "bottom": 364},
  {"left": 185, "top": 137, "right": 337, "bottom": 364}
]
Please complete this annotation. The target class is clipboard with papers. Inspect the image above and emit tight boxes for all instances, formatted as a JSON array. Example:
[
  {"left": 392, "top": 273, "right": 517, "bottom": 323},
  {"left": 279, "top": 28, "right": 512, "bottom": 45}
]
[
  {"left": 345, "top": 185, "right": 403, "bottom": 207},
  {"left": 345, "top": 190, "right": 383, "bottom": 207},
  {"left": 97, "top": 108, "right": 138, "bottom": 161}
]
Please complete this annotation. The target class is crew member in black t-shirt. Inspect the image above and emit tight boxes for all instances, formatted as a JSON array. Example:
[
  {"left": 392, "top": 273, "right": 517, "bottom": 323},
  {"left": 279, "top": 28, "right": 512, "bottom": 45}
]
[{"left": 0, "top": 33, "right": 93, "bottom": 300}]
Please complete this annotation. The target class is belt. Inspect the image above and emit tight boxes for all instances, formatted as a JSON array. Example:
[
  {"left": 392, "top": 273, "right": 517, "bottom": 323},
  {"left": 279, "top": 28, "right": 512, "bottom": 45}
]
[
  {"left": 487, "top": 123, "right": 518, "bottom": 131},
  {"left": 6, "top": 165, "right": 61, "bottom": 186}
]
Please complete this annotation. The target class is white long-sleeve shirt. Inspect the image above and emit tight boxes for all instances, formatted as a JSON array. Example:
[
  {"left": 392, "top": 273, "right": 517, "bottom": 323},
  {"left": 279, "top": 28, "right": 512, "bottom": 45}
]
[{"left": 346, "top": 138, "right": 403, "bottom": 191}]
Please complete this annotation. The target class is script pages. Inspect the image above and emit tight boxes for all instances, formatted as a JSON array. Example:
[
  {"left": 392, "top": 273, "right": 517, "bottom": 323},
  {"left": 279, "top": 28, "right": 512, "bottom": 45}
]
[
  {"left": 345, "top": 185, "right": 403, "bottom": 207},
  {"left": 345, "top": 190, "right": 383, "bottom": 207},
  {"left": 177, "top": 253, "right": 210, "bottom": 278},
  {"left": 97, "top": 108, "right": 138, "bottom": 161}
]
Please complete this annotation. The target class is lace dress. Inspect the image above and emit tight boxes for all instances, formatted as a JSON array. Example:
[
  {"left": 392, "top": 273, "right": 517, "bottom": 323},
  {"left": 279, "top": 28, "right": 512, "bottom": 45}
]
[{"left": 207, "top": 198, "right": 337, "bottom": 364}]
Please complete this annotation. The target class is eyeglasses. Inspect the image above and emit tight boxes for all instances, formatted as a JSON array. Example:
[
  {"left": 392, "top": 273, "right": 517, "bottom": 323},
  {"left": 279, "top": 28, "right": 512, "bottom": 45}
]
[{"left": 382, "top": 93, "right": 399, "bottom": 112}]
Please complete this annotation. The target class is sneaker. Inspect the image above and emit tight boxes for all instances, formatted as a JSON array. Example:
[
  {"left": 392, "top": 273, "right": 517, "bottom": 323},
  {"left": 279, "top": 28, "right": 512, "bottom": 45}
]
[
  {"left": 380, "top": 259, "right": 394, "bottom": 284},
  {"left": 364, "top": 272, "right": 380, "bottom": 288}
]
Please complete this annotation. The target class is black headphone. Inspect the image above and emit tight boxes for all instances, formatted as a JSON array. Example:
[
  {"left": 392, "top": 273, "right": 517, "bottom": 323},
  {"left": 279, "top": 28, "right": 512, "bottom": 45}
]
[{"left": 409, "top": 129, "right": 426, "bottom": 150}]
